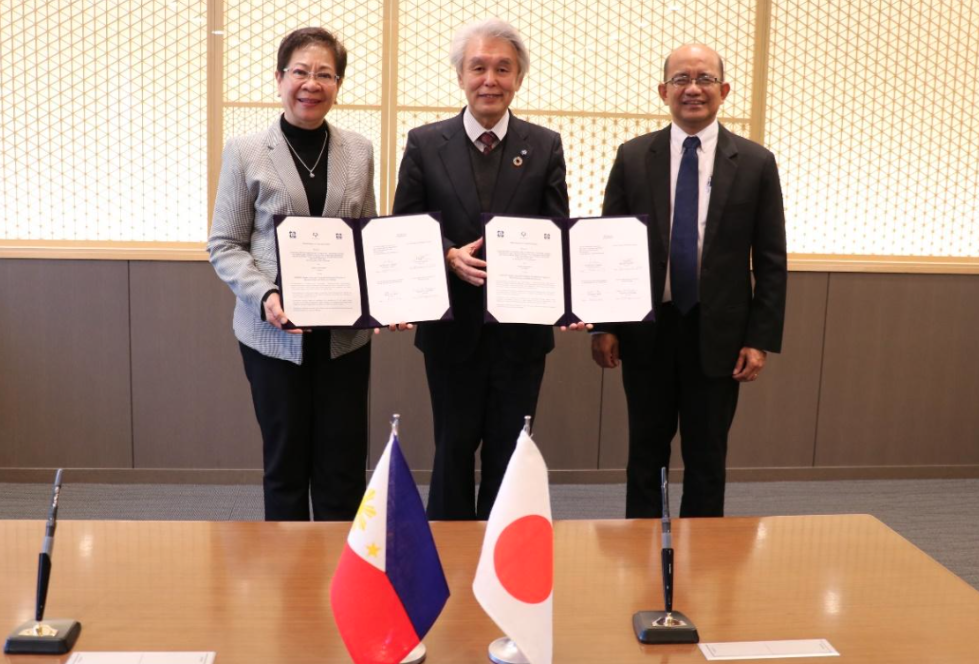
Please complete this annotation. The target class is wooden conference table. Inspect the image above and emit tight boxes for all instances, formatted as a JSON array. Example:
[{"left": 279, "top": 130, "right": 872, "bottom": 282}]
[{"left": 2, "top": 515, "right": 978, "bottom": 663}]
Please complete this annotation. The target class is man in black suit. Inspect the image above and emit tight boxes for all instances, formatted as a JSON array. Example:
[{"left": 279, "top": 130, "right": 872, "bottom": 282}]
[
  {"left": 392, "top": 19, "right": 569, "bottom": 520},
  {"left": 592, "top": 44, "right": 787, "bottom": 518}
]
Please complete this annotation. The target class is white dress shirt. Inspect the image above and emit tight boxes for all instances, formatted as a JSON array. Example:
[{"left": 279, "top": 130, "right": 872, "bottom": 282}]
[
  {"left": 463, "top": 107, "right": 510, "bottom": 148},
  {"left": 663, "top": 119, "right": 718, "bottom": 304}
]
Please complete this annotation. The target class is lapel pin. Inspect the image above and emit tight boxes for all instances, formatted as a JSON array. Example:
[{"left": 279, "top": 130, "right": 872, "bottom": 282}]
[{"left": 513, "top": 156, "right": 524, "bottom": 167}]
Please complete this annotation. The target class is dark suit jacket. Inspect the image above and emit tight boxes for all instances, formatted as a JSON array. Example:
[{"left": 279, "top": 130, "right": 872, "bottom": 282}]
[
  {"left": 601, "top": 123, "right": 787, "bottom": 377},
  {"left": 392, "top": 111, "right": 570, "bottom": 362}
]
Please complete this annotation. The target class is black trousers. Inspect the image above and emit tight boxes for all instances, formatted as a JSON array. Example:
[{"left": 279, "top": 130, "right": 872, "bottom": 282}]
[
  {"left": 621, "top": 304, "right": 740, "bottom": 518},
  {"left": 423, "top": 330, "right": 546, "bottom": 521},
  {"left": 239, "top": 334, "right": 370, "bottom": 522}
]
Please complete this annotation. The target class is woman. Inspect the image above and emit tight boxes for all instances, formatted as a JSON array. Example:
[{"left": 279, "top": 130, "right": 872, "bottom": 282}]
[{"left": 208, "top": 27, "right": 375, "bottom": 521}]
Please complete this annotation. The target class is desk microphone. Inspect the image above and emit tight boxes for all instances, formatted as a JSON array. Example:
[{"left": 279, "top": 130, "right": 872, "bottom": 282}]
[
  {"left": 632, "top": 467, "right": 699, "bottom": 644},
  {"left": 4, "top": 469, "right": 82, "bottom": 655}
]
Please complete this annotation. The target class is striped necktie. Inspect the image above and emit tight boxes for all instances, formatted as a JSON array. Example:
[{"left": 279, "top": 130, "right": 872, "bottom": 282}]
[{"left": 477, "top": 131, "right": 498, "bottom": 154}]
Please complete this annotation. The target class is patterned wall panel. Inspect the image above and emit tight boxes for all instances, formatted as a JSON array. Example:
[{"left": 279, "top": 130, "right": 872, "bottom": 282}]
[
  {"left": 768, "top": 0, "right": 979, "bottom": 257},
  {"left": 396, "top": 0, "right": 755, "bottom": 116},
  {"left": 0, "top": 0, "right": 208, "bottom": 242},
  {"left": 3, "top": 0, "right": 977, "bottom": 262},
  {"left": 223, "top": 0, "right": 384, "bottom": 106}
]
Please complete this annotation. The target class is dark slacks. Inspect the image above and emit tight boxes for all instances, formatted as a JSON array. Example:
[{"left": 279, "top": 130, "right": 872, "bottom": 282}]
[
  {"left": 423, "top": 330, "right": 546, "bottom": 521},
  {"left": 621, "top": 303, "right": 740, "bottom": 518},
  {"left": 239, "top": 334, "right": 370, "bottom": 522}
]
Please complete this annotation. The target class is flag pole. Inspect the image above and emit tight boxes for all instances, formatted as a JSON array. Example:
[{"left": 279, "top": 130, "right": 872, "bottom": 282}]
[{"left": 486, "top": 415, "right": 534, "bottom": 664}]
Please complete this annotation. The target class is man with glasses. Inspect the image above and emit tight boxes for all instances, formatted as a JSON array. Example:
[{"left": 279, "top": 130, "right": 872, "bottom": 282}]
[{"left": 592, "top": 44, "right": 787, "bottom": 518}]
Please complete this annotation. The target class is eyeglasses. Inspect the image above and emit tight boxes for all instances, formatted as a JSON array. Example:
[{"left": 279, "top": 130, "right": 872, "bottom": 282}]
[
  {"left": 282, "top": 67, "right": 342, "bottom": 85},
  {"left": 665, "top": 75, "right": 722, "bottom": 88}
]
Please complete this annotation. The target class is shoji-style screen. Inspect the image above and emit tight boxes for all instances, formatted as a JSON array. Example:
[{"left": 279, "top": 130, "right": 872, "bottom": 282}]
[{"left": 2, "top": 0, "right": 977, "bottom": 269}]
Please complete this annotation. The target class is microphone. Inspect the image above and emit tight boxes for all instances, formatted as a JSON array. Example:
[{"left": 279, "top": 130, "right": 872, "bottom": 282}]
[
  {"left": 631, "top": 467, "right": 699, "bottom": 644},
  {"left": 4, "top": 469, "right": 82, "bottom": 655}
]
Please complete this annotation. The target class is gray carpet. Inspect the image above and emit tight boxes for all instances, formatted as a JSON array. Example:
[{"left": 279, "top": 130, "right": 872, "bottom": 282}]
[{"left": 2, "top": 479, "right": 977, "bottom": 590}]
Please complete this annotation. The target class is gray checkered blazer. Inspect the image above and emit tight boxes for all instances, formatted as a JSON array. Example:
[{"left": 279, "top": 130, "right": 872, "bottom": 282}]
[{"left": 208, "top": 120, "right": 375, "bottom": 364}]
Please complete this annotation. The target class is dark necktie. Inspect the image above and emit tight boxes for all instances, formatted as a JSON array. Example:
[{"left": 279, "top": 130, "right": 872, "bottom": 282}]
[
  {"left": 477, "top": 131, "right": 498, "bottom": 154},
  {"left": 670, "top": 135, "right": 701, "bottom": 314}
]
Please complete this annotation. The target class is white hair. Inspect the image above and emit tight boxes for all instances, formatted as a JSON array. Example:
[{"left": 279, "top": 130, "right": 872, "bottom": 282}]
[{"left": 448, "top": 19, "right": 530, "bottom": 78}]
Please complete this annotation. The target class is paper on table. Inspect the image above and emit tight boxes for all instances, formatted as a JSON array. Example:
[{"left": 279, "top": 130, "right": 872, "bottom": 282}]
[
  {"left": 699, "top": 639, "right": 839, "bottom": 660},
  {"left": 484, "top": 215, "right": 564, "bottom": 325},
  {"left": 66, "top": 652, "right": 216, "bottom": 664},
  {"left": 361, "top": 213, "right": 449, "bottom": 325},
  {"left": 569, "top": 216, "right": 652, "bottom": 323},
  {"left": 276, "top": 216, "right": 361, "bottom": 327}
]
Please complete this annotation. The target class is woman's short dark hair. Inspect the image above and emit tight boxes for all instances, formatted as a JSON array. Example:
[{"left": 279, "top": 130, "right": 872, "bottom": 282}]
[{"left": 277, "top": 28, "right": 348, "bottom": 78}]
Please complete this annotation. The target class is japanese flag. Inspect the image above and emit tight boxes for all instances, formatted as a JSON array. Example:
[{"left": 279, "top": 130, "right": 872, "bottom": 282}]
[{"left": 473, "top": 428, "right": 553, "bottom": 664}]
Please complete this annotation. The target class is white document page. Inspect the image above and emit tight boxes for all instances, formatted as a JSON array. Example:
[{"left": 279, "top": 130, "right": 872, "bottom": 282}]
[
  {"left": 276, "top": 216, "right": 361, "bottom": 327},
  {"left": 484, "top": 216, "right": 565, "bottom": 325},
  {"left": 699, "top": 639, "right": 839, "bottom": 660},
  {"left": 66, "top": 653, "right": 216, "bottom": 664},
  {"left": 361, "top": 214, "right": 450, "bottom": 325},
  {"left": 569, "top": 216, "right": 652, "bottom": 323}
]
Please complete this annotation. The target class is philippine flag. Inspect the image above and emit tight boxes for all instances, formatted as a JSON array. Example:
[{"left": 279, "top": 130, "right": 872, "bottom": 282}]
[
  {"left": 473, "top": 428, "right": 553, "bottom": 664},
  {"left": 330, "top": 432, "right": 450, "bottom": 664}
]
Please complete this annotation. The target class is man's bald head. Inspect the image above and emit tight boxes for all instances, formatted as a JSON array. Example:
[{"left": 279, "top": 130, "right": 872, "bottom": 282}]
[{"left": 663, "top": 44, "right": 725, "bottom": 83}]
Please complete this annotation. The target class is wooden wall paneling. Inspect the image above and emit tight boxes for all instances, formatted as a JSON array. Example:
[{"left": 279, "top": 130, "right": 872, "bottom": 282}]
[
  {"left": 532, "top": 331, "right": 603, "bottom": 469},
  {"left": 368, "top": 330, "right": 434, "bottom": 470},
  {"left": 727, "top": 272, "right": 827, "bottom": 467},
  {"left": 599, "top": 273, "right": 829, "bottom": 471},
  {"left": 597, "top": 362, "right": 630, "bottom": 471},
  {"left": 815, "top": 273, "right": 979, "bottom": 466},
  {"left": 0, "top": 260, "right": 132, "bottom": 467},
  {"left": 129, "top": 262, "right": 261, "bottom": 469}
]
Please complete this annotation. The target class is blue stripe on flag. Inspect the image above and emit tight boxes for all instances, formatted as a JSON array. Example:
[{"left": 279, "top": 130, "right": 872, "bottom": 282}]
[{"left": 386, "top": 436, "right": 450, "bottom": 639}]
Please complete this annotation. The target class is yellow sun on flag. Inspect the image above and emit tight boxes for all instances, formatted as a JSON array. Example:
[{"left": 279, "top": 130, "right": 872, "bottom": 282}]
[
  {"left": 366, "top": 542, "right": 380, "bottom": 558},
  {"left": 355, "top": 489, "right": 377, "bottom": 531}
]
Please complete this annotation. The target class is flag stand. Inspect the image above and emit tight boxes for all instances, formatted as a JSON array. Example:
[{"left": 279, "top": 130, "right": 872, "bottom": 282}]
[
  {"left": 400, "top": 641, "right": 426, "bottom": 664},
  {"left": 488, "top": 636, "right": 530, "bottom": 664}
]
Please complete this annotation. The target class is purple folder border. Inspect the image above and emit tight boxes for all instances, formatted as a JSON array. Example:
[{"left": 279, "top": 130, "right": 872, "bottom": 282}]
[
  {"left": 480, "top": 213, "right": 655, "bottom": 326},
  {"left": 273, "top": 213, "right": 454, "bottom": 329}
]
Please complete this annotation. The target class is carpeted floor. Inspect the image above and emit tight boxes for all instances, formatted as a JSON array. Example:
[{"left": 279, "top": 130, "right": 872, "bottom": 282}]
[{"left": 1, "top": 479, "right": 977, "bottom": 590}]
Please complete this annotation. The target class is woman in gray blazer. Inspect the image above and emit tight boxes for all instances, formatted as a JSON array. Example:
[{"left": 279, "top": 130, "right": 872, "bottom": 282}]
[{"left": 208, "top": 27, "right": 375, "bottom": 521}]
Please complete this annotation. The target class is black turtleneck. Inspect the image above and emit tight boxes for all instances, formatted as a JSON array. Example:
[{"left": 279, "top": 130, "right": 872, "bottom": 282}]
[{"left": 280, "top": 115, "right": 329, "bottom": 216}]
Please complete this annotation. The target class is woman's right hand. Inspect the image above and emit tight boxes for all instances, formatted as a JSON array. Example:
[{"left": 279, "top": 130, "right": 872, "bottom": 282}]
[{"left": 264, "top": 293, "right": 303, "bottom": 334}]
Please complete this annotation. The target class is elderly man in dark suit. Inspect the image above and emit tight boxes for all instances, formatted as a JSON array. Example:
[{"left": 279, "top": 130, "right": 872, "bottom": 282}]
[
  {"left": 393, "top": 19, "right": 569, "bottom": 520},
  {"left": 592, "top": 44, "right": 787, "bottom": 518}
]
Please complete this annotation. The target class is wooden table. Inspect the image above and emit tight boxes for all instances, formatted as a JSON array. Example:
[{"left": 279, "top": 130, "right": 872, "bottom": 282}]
[{"left": 2, "top": 515, "right": 978, "bottom": 663}]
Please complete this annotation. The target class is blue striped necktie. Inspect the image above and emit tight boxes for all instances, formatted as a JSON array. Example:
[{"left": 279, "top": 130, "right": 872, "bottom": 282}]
[{"left": 670, "top": 135, "right": 701, "bottom": 314}]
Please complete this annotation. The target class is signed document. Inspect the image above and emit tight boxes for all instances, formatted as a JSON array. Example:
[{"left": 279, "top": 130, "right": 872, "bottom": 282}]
[
  {"left": 484, "top": 215, "right": 565, "bottom": 325},
  {"left": 276, "top": 216, "right": 361, "bottom": 327},
  {"left": 361, "top": 213, "right": 450, "bottom": 325},
  {"left": 568, "top": 216, "right": 652, "bottom": 323},
  {"left": 481, "top": 214, "right": 653, "bottom": 326}
]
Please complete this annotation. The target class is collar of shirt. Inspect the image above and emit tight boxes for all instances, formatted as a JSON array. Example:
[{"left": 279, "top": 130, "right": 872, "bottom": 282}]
[
  {"left": 669, "top": 119, "right": 719, "bottom": 155},
  {"left": 463, "top": 107, "right": 510, "bottom": 147}
]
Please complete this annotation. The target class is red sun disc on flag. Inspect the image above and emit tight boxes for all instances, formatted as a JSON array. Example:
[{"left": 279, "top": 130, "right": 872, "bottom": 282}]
[{"left": 493, "top": 515, "right": 553, "bottom": 604}]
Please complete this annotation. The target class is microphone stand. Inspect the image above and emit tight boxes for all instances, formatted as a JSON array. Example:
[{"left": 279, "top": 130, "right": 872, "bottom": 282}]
[
  {"left": 632, "top": 468, "right": 699, "bottom": 644},
  {"left": 5, "top": 469, "right": 82, "bottom": 654}
]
